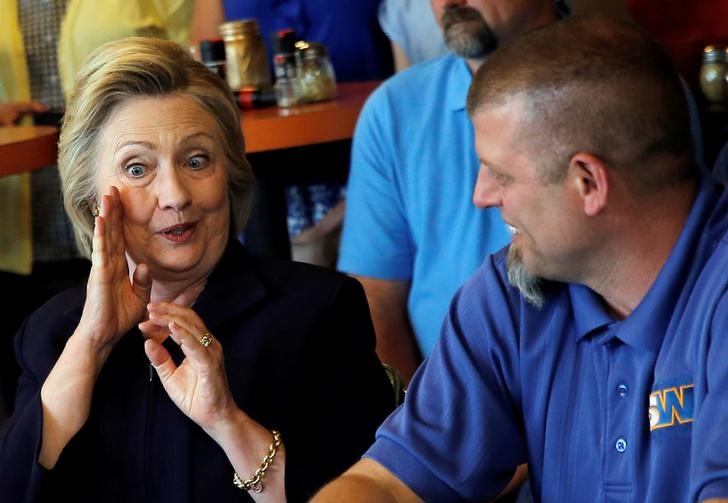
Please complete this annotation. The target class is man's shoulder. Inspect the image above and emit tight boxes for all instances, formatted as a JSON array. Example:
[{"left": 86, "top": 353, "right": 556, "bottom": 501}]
[{"left": 368, "top": 54, "right": 465, "bottom": 106}]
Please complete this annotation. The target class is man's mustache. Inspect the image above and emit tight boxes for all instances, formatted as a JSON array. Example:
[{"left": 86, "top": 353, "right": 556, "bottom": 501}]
[{"left": 441, "top": 6, "right": 486, "bottom": 31}]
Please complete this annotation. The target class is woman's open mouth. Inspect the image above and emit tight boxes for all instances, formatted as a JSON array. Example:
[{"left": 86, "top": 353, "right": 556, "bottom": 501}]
[{"left": 159, "top": 222, "right": 197, "bottom": 243}]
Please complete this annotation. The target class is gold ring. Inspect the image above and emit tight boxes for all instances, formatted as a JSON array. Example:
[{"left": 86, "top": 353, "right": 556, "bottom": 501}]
[
  {"left": 199, "top": 333, "right": 213, "bottom": 348},
  {"left": 92, "top": 203, "right": 100, "bottom": 217}
]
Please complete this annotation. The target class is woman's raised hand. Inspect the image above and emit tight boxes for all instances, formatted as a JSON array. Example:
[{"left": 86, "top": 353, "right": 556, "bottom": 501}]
[
  {"left": 140, "top": 303, "right": 237, "bottom": 434},
  {"left": 78, "top": 186, "right": 151, "bottom": 353},
  {"left": 38, "top": 187, "right": 153, "bottom": 469},
  {"left": 140, "top": 305, "right": 288, "bottom": 502}
]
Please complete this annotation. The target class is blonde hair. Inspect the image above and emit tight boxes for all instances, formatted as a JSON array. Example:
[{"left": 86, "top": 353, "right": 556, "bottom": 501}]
[{"left": 58, "top": 36, "right": 254, "bottom": 257}]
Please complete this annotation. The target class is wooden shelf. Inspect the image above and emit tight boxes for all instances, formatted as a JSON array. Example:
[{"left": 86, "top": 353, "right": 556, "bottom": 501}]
[
  {"left": 241, "top": 81, "right": 380, "bottom": 153},
  {"left": 0, "top": 126, "right": 59, "bottom": 177}
]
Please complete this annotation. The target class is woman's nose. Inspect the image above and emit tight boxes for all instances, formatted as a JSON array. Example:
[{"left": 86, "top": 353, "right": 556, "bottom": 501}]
[{"left": 156, "top": 166, "right": 192, "bottom": 211}]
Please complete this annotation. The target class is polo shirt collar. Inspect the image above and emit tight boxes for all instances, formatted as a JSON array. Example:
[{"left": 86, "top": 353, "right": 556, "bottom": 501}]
[
  {"left": 569, "top": 283, "right": 613, "bottom": 340},
  {"left": 444, "top": 54, "right": 473, "bottom": 113},
  {"left": 570, "top": 175, "right": 719, "bottom": 351}
]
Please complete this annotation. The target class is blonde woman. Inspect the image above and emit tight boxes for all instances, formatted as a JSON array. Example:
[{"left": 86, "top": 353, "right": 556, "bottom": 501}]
[{"left": 0, "top": 37, "right": 394, "bottom": 503}]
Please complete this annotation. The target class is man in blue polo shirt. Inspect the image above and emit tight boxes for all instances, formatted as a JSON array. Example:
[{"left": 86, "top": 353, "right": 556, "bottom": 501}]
[
  {"left": 338, "top": 0, "right": 561, "bottom": 382},
  {"left": 315, "top": 18, "right": 728, "bottom": 503}
]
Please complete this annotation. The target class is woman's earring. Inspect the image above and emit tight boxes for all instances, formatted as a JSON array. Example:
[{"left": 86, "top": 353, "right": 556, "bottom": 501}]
[{"left": 92, "top": 203, "right": 100, "bottom": 217}]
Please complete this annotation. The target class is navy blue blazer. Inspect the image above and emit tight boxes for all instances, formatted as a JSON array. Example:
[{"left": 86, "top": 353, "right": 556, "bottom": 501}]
[{"left": 0, "top": 240, "right": 395, "bottom": 502}]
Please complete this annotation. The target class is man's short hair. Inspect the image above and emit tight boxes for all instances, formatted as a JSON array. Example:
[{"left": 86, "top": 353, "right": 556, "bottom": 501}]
[{"left": 467, "top": 17, "right": 694, "bottom": 192}]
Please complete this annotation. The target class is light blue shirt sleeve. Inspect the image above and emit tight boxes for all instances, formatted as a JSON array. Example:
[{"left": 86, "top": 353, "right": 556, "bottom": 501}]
[{"left": 338, "top": 87, "right": 416, "bottom": 280}]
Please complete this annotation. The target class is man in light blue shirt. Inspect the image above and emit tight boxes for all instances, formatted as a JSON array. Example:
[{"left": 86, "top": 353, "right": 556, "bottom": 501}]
[
  {"left": 316, "top": 17, "right": 728, "bottom": 502},
  {"left": 338, "top": 0, "right": 559, "bottom": 382}
]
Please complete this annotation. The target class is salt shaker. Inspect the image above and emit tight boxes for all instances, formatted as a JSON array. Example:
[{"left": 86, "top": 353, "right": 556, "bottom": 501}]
[{"left": 272, "top": 29, "right": 300, "bottom": 108}]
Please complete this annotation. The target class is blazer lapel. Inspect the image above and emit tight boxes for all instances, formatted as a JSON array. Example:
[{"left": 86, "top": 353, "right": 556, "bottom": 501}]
[{"left": 192, "top": 240, "right": 271, "bottom": 334}]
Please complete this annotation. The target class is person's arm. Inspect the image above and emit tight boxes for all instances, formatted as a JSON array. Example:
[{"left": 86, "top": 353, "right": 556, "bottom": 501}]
[
  {"left": 141, "top": 304, "right": 287, "bottom": 503},
  {"left": 313, "top": 458, "right": 423, "bottom": 503},
  {"left": 338, "top": 88, "right": 421, "bottom": 381},
  {"left": 0, "top": 101, "right": 48, "bottom": 126},
  {"left": 190, "top": 0, "right": 225, "bottom": 45},
  {"left": 355, "top": 276, "right": 421, "bottom": 385},
  {"left": 39, "top": 187, "right": 151, "bottom": 469},
  {"left": 314, "top": 459, "right": 527, "bottom": 503}
]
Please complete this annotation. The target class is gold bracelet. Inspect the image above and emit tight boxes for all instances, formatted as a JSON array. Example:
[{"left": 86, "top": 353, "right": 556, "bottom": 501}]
[{"left": 232, "top": 430, "right": 282, "bottom": 493}]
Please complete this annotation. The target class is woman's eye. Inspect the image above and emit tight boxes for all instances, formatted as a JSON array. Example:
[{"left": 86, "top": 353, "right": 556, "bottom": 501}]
[
  {"left": 187, "top": 155, "right": 209, "bottom": 170},
  {"left": 125, "top": 164, "right": 146, "bottom": 178}
]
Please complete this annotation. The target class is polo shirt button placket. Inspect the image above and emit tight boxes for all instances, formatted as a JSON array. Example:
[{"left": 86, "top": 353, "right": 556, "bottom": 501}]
[{"left": 615, "top": 437, "right": 628, "bottom": 453}]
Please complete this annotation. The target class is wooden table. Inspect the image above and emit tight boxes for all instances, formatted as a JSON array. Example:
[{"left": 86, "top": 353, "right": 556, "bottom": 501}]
[
  {"left": 0, "top": 126, "right": 59, "bottom": 177},
  {"left": 241, "top": 81, "right": 380, "bottom": 153},
  {"left": 240, "top": 81, "right": 380, "bottom": 259}
]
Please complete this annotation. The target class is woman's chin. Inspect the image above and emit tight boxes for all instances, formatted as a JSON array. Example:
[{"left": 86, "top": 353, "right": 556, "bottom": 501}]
[{"left": 146, "top": 253, "right": 206, "bottom": 280}]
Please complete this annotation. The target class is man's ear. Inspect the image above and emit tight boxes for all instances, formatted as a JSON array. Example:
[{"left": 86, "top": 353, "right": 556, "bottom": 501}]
[{"left": 569, "top": 152, "right": 609, "bottom": 217}]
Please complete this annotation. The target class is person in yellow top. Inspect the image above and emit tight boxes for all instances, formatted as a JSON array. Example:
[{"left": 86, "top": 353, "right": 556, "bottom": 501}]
[{"left": 0, "top": 0, "right": 192, "bottom": 420}]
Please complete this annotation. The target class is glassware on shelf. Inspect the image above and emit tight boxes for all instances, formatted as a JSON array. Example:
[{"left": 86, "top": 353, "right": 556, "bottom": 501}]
[
  {"left": 294, "top": 41, "right": 336, "bottom": 104},
  {"left": 700, "top": 44, "right": 728, "bottom": 110},
  {"left": 218, "top": 19, "right": 271, "bottom": 91}
]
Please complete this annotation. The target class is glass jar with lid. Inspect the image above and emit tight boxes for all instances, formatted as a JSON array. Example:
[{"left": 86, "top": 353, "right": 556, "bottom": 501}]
[
  {"left": 699, "top": 44, "right": 728, "bottom": 109},
  {"left": 294, "top": 41, "right": 336, "bottom": 103},
  {"left": 218, "top": 19, "right": 271, "bottom": 90}
]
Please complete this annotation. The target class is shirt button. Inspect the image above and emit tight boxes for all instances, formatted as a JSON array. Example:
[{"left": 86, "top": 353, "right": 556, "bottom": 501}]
[
  {"left": 617, "top": 384, "right": 629, "bottom": 398},
  {"left": 615, "top": 437, "right": 628, "bottom": 453}
]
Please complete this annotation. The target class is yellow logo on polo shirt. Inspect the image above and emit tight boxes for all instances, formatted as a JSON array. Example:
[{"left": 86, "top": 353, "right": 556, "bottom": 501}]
[{"left": 648, "top": 383, "right": 694, "bottom": 431}]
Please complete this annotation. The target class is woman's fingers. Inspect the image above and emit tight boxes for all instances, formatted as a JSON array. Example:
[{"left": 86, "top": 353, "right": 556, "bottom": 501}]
[
  {"left": 146, "top": 304, "right": 220, "bottom": 361},
  {"left": 91, "top": 209, "right": 108, "bottom": 270},
  {"left": 109, "top": 186, "right": 125, "bottom": 254},
  {"left": 92, "top": 190, "right": 117, "bottom": 273},
  {"left": 138, "top": 319, "right": 169, "bottom": 343},
  {"left": 89, "top": 190, "right": 125, "bottom": 284},
  {"left": 148, "top": 303, "right": 205, "bottom": 338},
  {"left": 132, "top": 263, "right": 152, "bottom": 304},
  {"left": 144, "top": 339, "right": 177, "bottom": 381},
  {"left": 167, "top": 320, "right": 216, "bottom": 362},
  {"left": 101, "top": 187, "right": 124, "bottom": 257}
]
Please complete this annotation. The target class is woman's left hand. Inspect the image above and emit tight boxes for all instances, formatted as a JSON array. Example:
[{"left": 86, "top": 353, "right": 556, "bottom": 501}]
[{"left": 140, "top": 303, "right": 237, "bottom": 431}]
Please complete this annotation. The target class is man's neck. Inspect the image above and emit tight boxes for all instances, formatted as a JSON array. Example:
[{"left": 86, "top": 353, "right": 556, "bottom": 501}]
[{"left": 587, "top": 181, "right": 698, "bottom": 320}]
